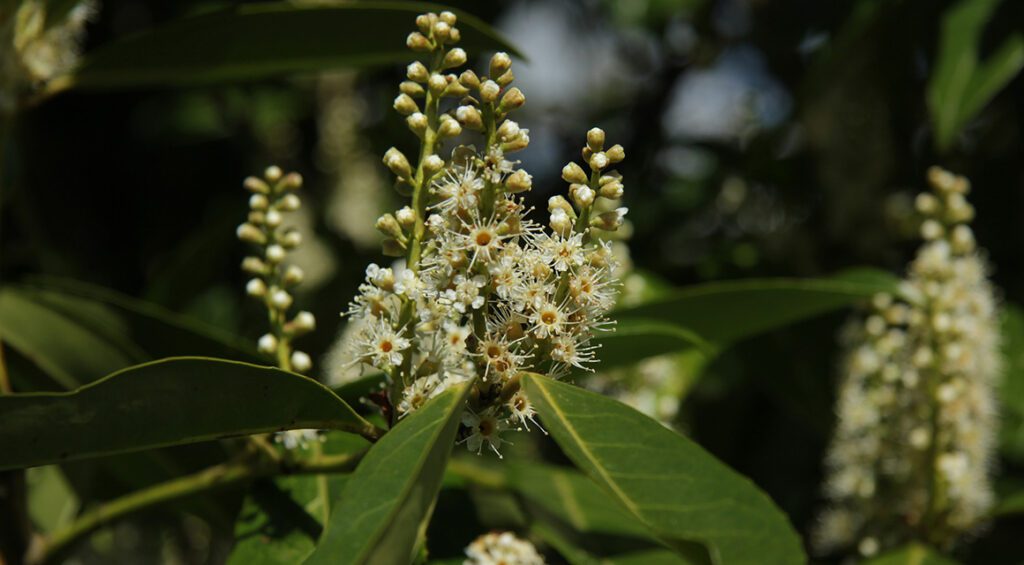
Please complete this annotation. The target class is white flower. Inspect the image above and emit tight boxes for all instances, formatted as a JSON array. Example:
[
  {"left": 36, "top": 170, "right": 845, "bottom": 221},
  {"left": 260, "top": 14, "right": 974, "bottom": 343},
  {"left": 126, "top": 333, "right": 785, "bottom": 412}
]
[
  {"left": 398, "top": 375, "right": 443, "bottom": 415},
  {"left": 461, "top": 409, "right": 510, "bottom": 457},
  {"left": 538, "top": 232, "right": 585, "bottom": 273},
  {"left": 360, "top": 318, "right": 411, "bottom": 368},
  {"left": 464, "top": 531, "right": 545, "bottom": 565},
  {"left": 506, "top": 391, "right": 544, "bottom": 432}
]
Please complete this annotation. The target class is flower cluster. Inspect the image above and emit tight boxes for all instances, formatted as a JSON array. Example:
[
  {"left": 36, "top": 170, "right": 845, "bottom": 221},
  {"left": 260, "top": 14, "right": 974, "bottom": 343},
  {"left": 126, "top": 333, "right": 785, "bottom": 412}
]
[
  {"left": 340, "top": 11, "right": 627, "bottom": 456},
  {"left": 815, "top": 167, "right": 1000, "bottom": 556},
  {"left": 237, "top": 166, "right": 317, "bottom": 373},
  {"left": 1, "top": 0, "right": 94, "bottom": 114},
  {"left": 464, "top": 531, "right": 545, "bottom": 565}
]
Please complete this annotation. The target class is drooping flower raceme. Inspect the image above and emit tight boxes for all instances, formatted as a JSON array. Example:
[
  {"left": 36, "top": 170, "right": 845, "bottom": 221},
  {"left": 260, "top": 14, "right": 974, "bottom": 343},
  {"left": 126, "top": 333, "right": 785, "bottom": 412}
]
[
  {"left": 815, "top": 167, "right": 1000, "bottom": 556},
  {"left": 340, "top": 11, "right": 627, "bottom": 456},
  {"left": 464, "top": 531, "right": 545, "bottom": 565}
]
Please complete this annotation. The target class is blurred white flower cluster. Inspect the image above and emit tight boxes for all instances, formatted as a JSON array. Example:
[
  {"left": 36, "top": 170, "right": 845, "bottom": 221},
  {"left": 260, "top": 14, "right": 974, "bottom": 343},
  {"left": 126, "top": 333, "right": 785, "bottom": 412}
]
[
  {"left": 1, "top": 0, "right": 94, "bottom": 113},
  {"left": 464, "top": 531, "right": 545, "bottom": 565},
  {"left": 815, "top": 167, "right": 1000, "bottom": 556},
  {"left": 339, "top": 11, "right": 627, "bottom": 456}
]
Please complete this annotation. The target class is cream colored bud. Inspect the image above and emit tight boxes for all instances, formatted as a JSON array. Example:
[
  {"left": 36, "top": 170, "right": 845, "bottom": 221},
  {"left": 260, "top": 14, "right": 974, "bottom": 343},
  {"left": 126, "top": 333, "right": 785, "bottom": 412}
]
[
  {"left": 427, "top": 73, "right": 447, "bottom": 95},
  {"left": 394, "top": 93, "right": 419, "bottom": 115},
  {"left": 257, "top": 333, "right": 278, "bottom": 354},
  {"left": 438, "top": 115, "right": 462, "bottom": 138},
  {"left": 400, "top": 80, "right": 424, "bottom": 97},
  {"left": 248, "top": 211, "right": 265, "bottom": 225},
  {"left": 264, "top": 166, "right": 283, "bottom": 182},
  {"left": 950, "top": 224, "right": 975, "bottom": 254},
  {"left": 606, "top": 144, "right": 625, "bottom": 163},
  {"left": 406, "top": 31, "right": 432, "bottom": 52},
  {"left": 246, "top": 278, "right": 267, "bottom": 297},
  {"left": 266, "top": 244, "right": 286, "bottom": 263},
  {"left": 455, "top": 105, "right": 483, "bottom": 129},
  {"left": 449, "top": 27, "right": 461, "bottom": 43},
  {"left": 383, "top": 147, "right": 413, "bottom": 179},
  {"left": 480, "top": 80, "right": 500, "bottom": 103},
  {"left": 920, "top": 219, "right": 943, "bottom": 240},
  {"left": 439, "top": 11, "right": 457, "bottom": 25},
  {"left": 290, "top": 351, "right": 312, "bottom": 373},
  {"left": 459, "top": 69, "right": 480, "bottom": 89},
  {"left": 244, "top": 176, "right": 270, "bottom": 194},
  {"left": 280, "top": 172, "right": 302, "bottom": 191},
  {"left": 406, "top": 112, "right": 429, "bottom": 137},
  {"left": 443, "top": 76, "right": 469, "bottom": 97},
  {"left": 280, "top": 229, "right": 302, "bottom": 249},
  {"left": 489, "top": 52, "right": 512, "bottom": 78},
  {"left": 443, "top": 48, "right": 467, "bottom": 69},
  {"left": 396, "top": 206, "right": 416, "bottom": 227},
  {"left": 499, "top": 87, "right": 525, "bottom": 112},
  {"left": 407, "top": 61, "right": 429, "bottom": 82},
  {"left": 592, "top": 207, "right": 628, "bottom": 231},
  {"left": 599, "top": 180, "right": 624, "bottom": 199},
  {"left": 496, "top": 119, "right": 520, "bottom": 141},
  {"left": 237, "top": 223, "right": 265, "bottom": 244},
  {"left": 242, "top": 256, "right": 268, "bottom": 275},
  {"left": 249, "top": 194, "right": 269, "bottom": 210},
  {"left": 506, "top": 169, "right": 532, "bottom": 193},
  {"left": 293, "top": 311, "right": 316, "bottom": 332},
  {"left": 586, "top": 127, "right": 605, "bottom": 151},
  {"left": 265, "top": 209, "right": 283, "bottom": 228},
  {"left": 915, "top": 192, "right": 939, "bottom": 215},
  {"left": 375, "top": 213, "right": 404, "bottom": 239},
  {"left": 927, "top": 166, "right": 956, "bottom": 192},
  {"left": 423, "top": 154, "right": 444, "bottom": 175},
  {"left": 946, "top": 193, "right": 975, "bottom": 223},
  {"left": 381, "top": 238, "right": 405, "bottom": 257},
  {"left": 571, "top": 184, "right": 595, "bottom": 207},
  {"left": 550, "top": 208, "right": 573, "bottom": 235},
  {"left": 562, "top": 162, "right": 588, "bottom": 184},
  {"left": 416, "top": 13, "right": 434, "bottom": 34},
  {"left": 589, "top": 151, "right": 609, "bottom": 170},
  {"left": 502, "top": 130, "right": 529, "bottom": 152},
  {"left": 270, "top": 289, "right": 293, "bottom": 311},
  {"left": 495, "top": 69, "right": 515, "bottom": 87},
  {"left": 433, "top": 21, "right": 451, "bottom": 41},
  {"left": 283, "top": 264, "right": 305, "bottom": 286},
  {"left": 548, "top": 195, "right": 575, "bottom": 216},
  {"left": 278, "top": 193, "right": 300, "bottom": 211}
]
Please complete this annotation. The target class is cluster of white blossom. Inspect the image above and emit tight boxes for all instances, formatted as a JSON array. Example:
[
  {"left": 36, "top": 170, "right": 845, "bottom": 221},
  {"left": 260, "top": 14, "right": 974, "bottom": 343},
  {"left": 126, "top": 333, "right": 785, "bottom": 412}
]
[
  {"left": 339, "top": 11, "right": 626, "bottom": 456},
  {"left": 464, "top": 531, "right": 545, "bottom": 565},
  {"left": 815, "top": 167, "right": 1000, "bottom": 556},
  {"left": 1, "top": 0, "right": 94, "bottom": 113}
]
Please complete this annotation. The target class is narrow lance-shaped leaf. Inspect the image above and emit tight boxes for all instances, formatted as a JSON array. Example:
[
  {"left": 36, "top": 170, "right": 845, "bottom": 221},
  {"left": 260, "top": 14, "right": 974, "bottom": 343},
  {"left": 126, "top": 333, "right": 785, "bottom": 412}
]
[
  {"left": 0, "top": 357, "right": 377, "bottom": 470},
  {"left": 59, "top": 2, "right": 522, "bottom": 91},
  {"left": 305, "top": 382, "right": 471, "bottom": 565},
  {"left": 522, "top": 373, "right": 806, "bottom": 565}
]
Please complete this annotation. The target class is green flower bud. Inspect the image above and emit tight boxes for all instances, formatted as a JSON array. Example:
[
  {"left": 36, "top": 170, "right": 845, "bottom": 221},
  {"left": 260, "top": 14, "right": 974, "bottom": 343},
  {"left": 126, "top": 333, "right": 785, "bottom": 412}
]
[
  {"left": 264, "top": 166, "right": 283, "bottom": 182},
  {"left": 489, "top": 52, "right": 512, "bottom": 78},
  {"left": 586, "top": 127, "right": 605, "bottom": 151},
  {"left": 439, "top": 11, "right": 457, "bottom": 25},
  {"left": 407, "top": 61, "right": 429, "bottom": 82},
  {"left": 394, "top": 93, "right": 419, "bottom": 116},
  {"left": 443, "top": 48, "right": 467, "bottom": 69},
  {"left": 383, "top": 147, "right": 413, "bottom": 179},
  {"left": 606, "top": 144, "right": 625, "bottom": 164},
  {"left": 438, "top": 114, "right": 462, "bottom": 138},
  {"left": 406, "top": 31, "right": 432, "bottom": 52},
  {"left": 459, "top": 69, "right": 480, "bottom": 90},
  {"left": 506, "top": 169, "right": 533, "bottom": 193},
  {"left": 243, "top": 176, "right": 270, "bottom": 194},
  {"left": 561, "top": 162, "right": 588, "bottom": 184},
  {"left": 400, "top": 80, "right": 425, "bottom": 97},
  {"left": 455, "top": 105, "right": 483, "bottom": 130},
  {"left": 406, "top": 112, "right": 429, "bottom": 137},
  {"left": 480, "top": 80, "right": 500, "bottom": 103},
  {"left": 498, "top": 87, "right": 525, "bottom": 112},
  {"left": 427, "top": 73, "right": 448, "bottom": 96},
  {"left": 236, "top": 223, "right": 266, "bottom": 244}
]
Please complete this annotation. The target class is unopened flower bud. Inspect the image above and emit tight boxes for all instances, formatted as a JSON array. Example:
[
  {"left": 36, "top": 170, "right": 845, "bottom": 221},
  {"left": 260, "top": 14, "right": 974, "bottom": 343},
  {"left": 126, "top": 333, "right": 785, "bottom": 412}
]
[
  {"left": 496, "top": 119, "right": 520, "bottom": 141},
  {"left": 439, "top": 11, "right": 457, "bottom": 25},
  {"left": 406, "top": 112, "right": 429, "bottom": 136},
  {"left": 423, "top": 154, "right": 444, "bottom": 175},
  {"left": 443, "top": 77, "right": 469, "bottom": 98},
  {"left": 438, "top": 114, "right": 462, "bottom": 138},
  {"left": 416, "top": 13, "right": 434, "bottom": 34},
  {"left": 443, "top": 48, "right": 467, "bottom": 69},
  {"left": 427, "top": 73, "right": 447, "bottom": 95},
  {"left": 589, "top": 152, "right": 609, "bottom": 170},
  {"left": 561, "top": 162, "right": 588, "bottom": 184},
  {"left": 950, "top": 224, "right": 975, "bottom": 254},
  {"left": 406, "top": 31, "right": 432, "bottom": 52},
  {"left": 283, "top": 264, "right": 305, "bottom": 286},
  {"left": 433, "top": 21, "right": 451, "bottom": 41},
  {"left": 249, "top": 194, "right": 269, "bottom": 210},
  {"left": 290, "top": 351, "right": 312, "bottom": 373},
  {"left": 921, "top": 219, "right": 943, "bottom": 240},
  {"left": 599, "top": 180, "right": 624, "bottom": 199},
  {"left": 383, "top": 147, "right": 413, "bottom": 179},
  {"left": 502, "top": 130, "right": 529, "bottom": 152},
  {"left": 393, "top": 93, "right": 419, "bottom": 115},
  {"left": 237, "top": 223, "right": 265, "bottom": 244},
  {"left": 915, "top": 193, "right": 939, "bottom": 214},
  {"left": 242, "top": 256, "right": 268, "bottom": 275},
  {"left": 459, "top": 69, "right": 480, "bottom": 89},
  {"left": 606, "top": 144, "right": 625, "bottom": 163},
  {"left": 592, "top": 207, "right": 628, "bottom": 231},
  {"left": 292, "top": 311, "right": 316, "bottom": 333},
  {"left": 455, "top": 105, "right": 483, "bottom": 129},
  {"left": 586, "top": 127, "right": 605, "bottom": 151},
  {"left": 407, "top": 61, "right": 429, "bottom": 82},
  {"left": 265, "top": 209, "right": 283, "bottom": 228},
  {"left": 495, "top": 70, "right": 515, "bottom": 88},
  {"left": 448, "top": 27, "right": 461, "bottom": 43},
  {"left": 499, "top": 87, "right": 525, "bottom": 112},
  {"left": 246, "top": 278, "right": 267, "bottom": 297},
  {"left": 264, "top": 166, "right": 283, "bottom": 182},
  {"left": 376, "top": 213, "right": 404, "bottom": 239},
  {"left": 257, "top": 333, "right": 278, "bottom": 354},
  {"left": 506, "top": 169, "right": 532, "bottom": 193},
  {"left": 489, "top": 52, "right": 512, "bottom": 78},
  {"left": 244, "top": 176, "right": 270, "bottom": 194},
  {"left": 928, "top": 166, "right": 956, "bottom": 193},
  {"left": 266, "top": 244, "right": 286, "bottom": 263},
  {"left": 548, "top": 195, "right": 575, "bottom": 217},
  {"left": 280, "top": 229, "right": 302, "bottom": 248},
  {"left": 270, "top": 289, "right": 293, "bottom": 310},
  {"left": 480, "top": 80, "right": 500, "bottom": 103},
  {"left": 382, "top": 238, "right": 405, "bottom": 257},
  {"left": 570, "top": 184, "right": 595, "bottom": 207},
  {"left": 550, "top": 208, "right": 573, "bottom": 236},
  {"left": 280, "top": 172, "right": 303, "bottom": 190},
  {"left": 278, "top": 193, "right": 300, "bottom": 211}
]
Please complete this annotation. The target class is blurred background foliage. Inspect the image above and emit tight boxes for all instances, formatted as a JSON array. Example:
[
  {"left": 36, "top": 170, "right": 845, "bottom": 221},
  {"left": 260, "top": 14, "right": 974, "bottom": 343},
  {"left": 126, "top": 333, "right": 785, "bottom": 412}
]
[{"left": 2, "top": 0, "right": 1024, "bottom": 563}]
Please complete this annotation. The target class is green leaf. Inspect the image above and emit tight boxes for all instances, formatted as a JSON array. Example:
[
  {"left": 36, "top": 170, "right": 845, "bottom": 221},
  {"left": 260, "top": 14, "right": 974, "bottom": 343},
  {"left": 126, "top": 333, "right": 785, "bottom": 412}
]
[
  {"left": 862, "top": 542, "right": 958, "bottom": 565},
  {"left": 61, "top": 2, "right": 521, "bottom": 91},
  {"left": 607, "top": 271, "right": 898, "bottom": 358},
  {"left": 993, "top": 489, "right": 1024, "bottom": 517},
  {"left": 999, "top": 305, "right": 1024, "bottom": 463},
  {"left": 595, "top": 319, "right": 714, "bottom": 370},
  {"left": 0, "top": 357, "right": 376, "bottom": 470},
  {"left": 305, "top": 382, "right": 471, "bottom": 565},
  {"left": 522, "top": 374, "right": 806, "bottom": 565},
  {"left": 927, "top": 0, "right": 1024, "bottom": 152}
]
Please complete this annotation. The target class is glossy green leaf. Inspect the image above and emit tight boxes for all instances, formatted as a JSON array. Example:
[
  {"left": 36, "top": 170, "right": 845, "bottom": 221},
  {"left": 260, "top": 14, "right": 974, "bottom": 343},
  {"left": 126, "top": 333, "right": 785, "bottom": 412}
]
[
  {"left": 862, "top": 542, "right": 958, "bottom": 565},
  {"left": 522, "top": 374, "right": 806, "bottom": 565},
  {"left": 0, "top": 357, "right": 376, "bottom": 470},
  {"left": 999, "top": 305, "right": 1024, "bottom": 463},
  {"left": 305, "top": 382, "right": 471, "bottom": 565},
  {"left": 927, "top": 0, "right": 1024, "bottom": 151},
  {"left": 595, "top": 319, "right": 714, "bottom": 370},
  {"left": 61, "top": 2, "right": 521, "bottom": 91}
]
